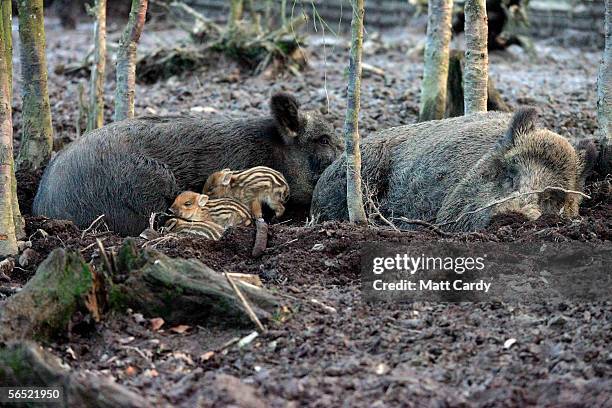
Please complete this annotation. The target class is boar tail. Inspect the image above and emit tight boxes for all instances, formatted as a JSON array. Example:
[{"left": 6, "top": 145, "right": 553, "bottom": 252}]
[{"left": 498, "top": 107, "right": 538, "bottom": 149}]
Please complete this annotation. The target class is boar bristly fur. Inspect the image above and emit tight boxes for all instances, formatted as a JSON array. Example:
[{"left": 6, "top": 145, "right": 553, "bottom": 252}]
[
  {"left": 311, "top": 110, "right": 596, "bottom": 232},
  {"left": 33, "top": 93, "right": 341, "bottom": 236}
]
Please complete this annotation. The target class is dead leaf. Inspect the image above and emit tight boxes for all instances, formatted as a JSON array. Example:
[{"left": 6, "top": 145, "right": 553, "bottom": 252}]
[
  {"left": 65, "top": 346, "right": 77, "bottom": 360},
  {"left": 150, "top": 317, "right": 165, "bottom": 331},
  {"left": 0, "top": 258, "right": 14, "bottom": 279},
  {"left": 200, "top": 351, "right": 215, "bottom": 361},
  {"left": 125, "top": 366, "right": 137, "bottom": 376},
  {"left": 118, "top": 336, "right": 135, "bottom": 345},
  {"left": 375, "top": 363, "right": 389, "bottom": 375},
  {"left": 143, "top": 368, "right": 159, "bottom": 377},
  {"left": 170, "top": 324, "right": 191, "bottom": 334},
  {"left": 504, "top": 338, "right": 517, "bottom": 349},
  {"left": 238, "top": 331, "right": 259, "bottom": 348}
]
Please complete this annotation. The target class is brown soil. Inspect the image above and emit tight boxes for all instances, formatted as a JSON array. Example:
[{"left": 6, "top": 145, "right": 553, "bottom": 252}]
[{"left": 2, "top": 14, "right": 611, "bottom": 408}]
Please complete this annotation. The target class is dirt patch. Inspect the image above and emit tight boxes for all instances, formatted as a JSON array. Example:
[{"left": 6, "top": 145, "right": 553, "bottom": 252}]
[
  {"left": 5, "top": 186, "right": 610, "bottom": 407},
  {"left": 15, "top": 168, "right": 43, "bottom": 216}
]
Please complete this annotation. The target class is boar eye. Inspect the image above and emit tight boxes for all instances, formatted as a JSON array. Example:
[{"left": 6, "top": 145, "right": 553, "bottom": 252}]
[
  {"left": 318, "top": 137, "right": 330, "bottom": 146},
  {"left": 185, "top": 201, "right": 193, "bottom": 206}
]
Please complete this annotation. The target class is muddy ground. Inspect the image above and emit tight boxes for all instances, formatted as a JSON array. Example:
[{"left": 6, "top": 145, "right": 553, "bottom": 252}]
[{"left": 3, "top": 11, "right": 612, "bottom": 408}]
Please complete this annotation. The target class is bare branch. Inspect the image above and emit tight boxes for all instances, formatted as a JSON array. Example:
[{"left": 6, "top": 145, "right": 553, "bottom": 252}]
[{"left": 224, "top": 272, "right": 267, "bottom": 333}]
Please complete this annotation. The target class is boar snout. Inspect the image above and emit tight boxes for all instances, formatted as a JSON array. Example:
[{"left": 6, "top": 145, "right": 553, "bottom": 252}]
[{"left": 492, "top": 195, "right": 543, "bottom": 221}]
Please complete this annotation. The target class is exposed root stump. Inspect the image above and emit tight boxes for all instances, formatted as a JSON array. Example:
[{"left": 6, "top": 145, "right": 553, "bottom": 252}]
[
  {"left": 0, "top": 249, "right": 106, "bottom": 342},
  {"left": 111, "top": 239, "right": 281, "bottom": 327}
]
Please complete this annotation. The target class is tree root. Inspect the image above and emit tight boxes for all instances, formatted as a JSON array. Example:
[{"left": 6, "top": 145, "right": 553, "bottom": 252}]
[{"left": 112, "top": 239, "right": 281, "bottom": 326}]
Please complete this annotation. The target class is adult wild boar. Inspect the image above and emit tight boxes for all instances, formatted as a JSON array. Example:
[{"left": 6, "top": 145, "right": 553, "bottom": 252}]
[
  {"left": 311, "top": 109, "right": 596, "bottom": 231},
  {"left": 34, "top": 93, "right": 341, "bottom": 236}
]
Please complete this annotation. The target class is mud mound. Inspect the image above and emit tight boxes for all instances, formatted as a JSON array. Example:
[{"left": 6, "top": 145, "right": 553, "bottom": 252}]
[{"left": 16, "top": 168, "right": 43, "bottom": 215}]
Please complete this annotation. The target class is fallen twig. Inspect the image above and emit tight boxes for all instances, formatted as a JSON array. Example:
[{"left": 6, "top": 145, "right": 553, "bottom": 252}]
[
  {"left": 364, "top": 182, "right": 399, "bottom": 232},
  {"left": 81, "top": 214, "right": 106, "bottom": 239},
  {"left": 224, "top": 273, "right": 266, "bottom": 333},
  {"left": 80, "top": 238, "right": 105, "bottom": 253},
  {"left": 310, "top": 298, "right": 337, "bottom": 314},
  {"left": 217, "top": 336, "right": 241, "bottom": 351},
  {"left": 96, "top": 239, "right": 114, "bottom": 275},
  {"left": 142, "top": 235, "right": 178, "bottom": 249},
  {"left": 396, "top": 217, "right": 452, "bottom": 237},
  {"left": 362, "top": 62, "right": 385, "bottom": 77},
  {"left": 148, "top": 212, "right": 157, "bottom": 230}
]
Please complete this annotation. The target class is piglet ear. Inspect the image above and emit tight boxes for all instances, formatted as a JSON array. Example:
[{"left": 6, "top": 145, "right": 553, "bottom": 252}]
[
  {"left": 495, "top": 107, "right": 538, "bottom": 152},
  {"left": 270, "top": 92, "right": 301, "bottom": 140},
  {"left": 221, "top": 171, "right": 232, "bottom": 186},
  {"left": 197, "top": 194, "right": 209, "bottom": 208}
]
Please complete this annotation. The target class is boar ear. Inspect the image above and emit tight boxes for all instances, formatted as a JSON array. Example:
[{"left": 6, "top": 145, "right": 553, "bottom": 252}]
[
  {"left": 270, "top": 93, "right": 301, "bottom": 140},
  {"left": 575, "top": 139, "right": 599, "bottom": 184},
  {"left": 197, "top": 194, "right": 209, "bottom": 208},
  {"left": 496, "top": 108, "right": 538, "bottom": 152}
]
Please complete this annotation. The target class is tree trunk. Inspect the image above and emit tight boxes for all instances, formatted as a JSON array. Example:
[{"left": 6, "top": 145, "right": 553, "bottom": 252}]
[
  {"left": 0, "top": 11, "right": 18, "bottom": 257},
  {"left": 343, "top": 0, "right": 367, "bottom": 224},
  {"left": 244, "top": 0, "right": 261, "bottom": 34},
  {"left": 87, "top": 0, "right": 107, "bottom": 132},
  {"left": 0, "top": 342, "right": 150, "bottom": 408},
  {"left": 1, "top": 0, "right": 23, "bottom": 241},
  {"left": 419, "top": 0, "right": 454, "bottom": 122},
  {"left": 446, "top": 49, "right": 509, "bottom": 117},
  {"left": 0, "top": 249, "right": 105, "bottom": 341},
  {"left": 228, "top": 0, "right": 244, "bottom": 32},
  {"left": 15, "top": 0, "right": 54, "bottom": 172},
  {"left": 463, "top": 0, "right": 488, "bottom": 114},
  {"left": 114, "top": 0, "right": 147, "bottom": 122},
  {"left": 598, "top": 0, "right": 612, "bottom": 142},
  {"left": 1, "top": 1, "right": 12, "bottom": 97},
  {"left": 281, "top": 0, "right": 287, "bottom": 26}
]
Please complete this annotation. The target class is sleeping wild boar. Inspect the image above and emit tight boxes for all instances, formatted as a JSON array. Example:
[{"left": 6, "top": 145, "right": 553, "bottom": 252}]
[
  {"left": 311, "top": 109, "right": 597, "bottom": 231},
  {"left": 33, "top": 93, "right": 342, "bottom": 236}
]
